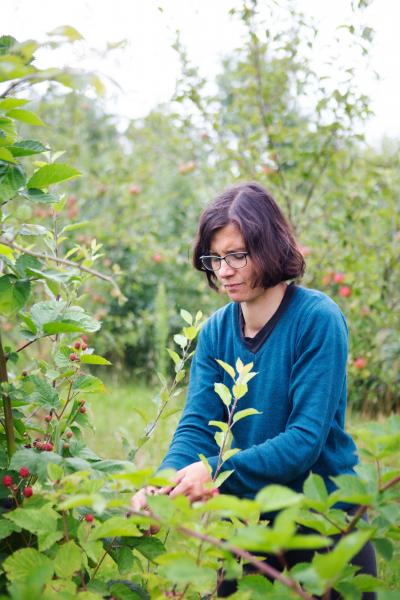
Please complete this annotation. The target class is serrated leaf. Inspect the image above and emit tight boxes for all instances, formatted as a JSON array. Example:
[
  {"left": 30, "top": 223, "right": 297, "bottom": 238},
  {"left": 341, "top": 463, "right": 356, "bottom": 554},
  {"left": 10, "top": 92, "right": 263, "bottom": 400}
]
[
  {"left": 215, "top": 359, "right": 235, "bottom": 379},
  {"left": 0, "top": 275, "right": 30, "bottom": 315},
  {"left": 25, "top": 188, "right": 57, "bottom": 203},
  {"left": 232, "top": 383, "right": 248, "bottom": 400},
  {"left": 303, "top": 473, "right": 329, "bottom": 512},
  {"left": 27, "top": 375, "right": 60, "bottom": 409},
  {"left": 73, "top": 375, "right": 105, "bottom": 394},
  {"left": 80, "top": 354, "right": 111, "bottom": 365},
  {"left": 27, "top": 163, "right": 81, "bottom": 188},
  {"left": 7, "top": 108, "right": 45, "bottom": 126},
  {"left": 232, "top": 408, "right": 261, "bottom": 424},
  {"left": 3, "top": 548, "right": 54, "bottom": 582},
  {"left": 89, "top": 517, "right": 140, "bottom": 540},
  {"left": 0, "top": 147, "right": 16, "bottom": 162},
  {"left": 0, "top": 163, "right": 25, "bottom": 201},
  {"left": 54, "top": 541, "right": 82, "bottom": 578},
  {"left": 214, "top": 382, "right": 232, "bottom": 407}
]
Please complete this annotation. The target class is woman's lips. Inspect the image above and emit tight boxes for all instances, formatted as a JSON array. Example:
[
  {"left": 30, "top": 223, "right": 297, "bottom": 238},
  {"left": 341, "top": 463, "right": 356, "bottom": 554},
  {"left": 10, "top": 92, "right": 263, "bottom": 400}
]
[{"left": 224, "top": 283, "right": 243, "bottom": 290}]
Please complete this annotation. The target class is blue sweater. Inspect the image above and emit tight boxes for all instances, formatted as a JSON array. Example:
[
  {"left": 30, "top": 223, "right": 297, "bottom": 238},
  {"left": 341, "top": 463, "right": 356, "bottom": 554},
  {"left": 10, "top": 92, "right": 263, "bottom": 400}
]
[{"left": 159, "top": 286, "right": 358, "bottom": 498}]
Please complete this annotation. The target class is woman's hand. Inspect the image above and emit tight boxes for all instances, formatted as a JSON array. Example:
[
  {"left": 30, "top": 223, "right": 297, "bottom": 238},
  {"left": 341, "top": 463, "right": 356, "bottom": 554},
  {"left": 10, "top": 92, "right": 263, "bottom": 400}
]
[
  {"left": 130, "top": 486, "right": 161, "bottom": 535},
  {"left": 166, "top": 461, "right": 212, "bottom": 501}
]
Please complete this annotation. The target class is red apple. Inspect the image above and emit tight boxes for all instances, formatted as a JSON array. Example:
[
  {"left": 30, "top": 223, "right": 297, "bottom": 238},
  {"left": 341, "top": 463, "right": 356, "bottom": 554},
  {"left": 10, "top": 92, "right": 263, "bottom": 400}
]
[
  {"left": 333, "top": 272, "right": 345, "bottom": 283},
  {"left": 339, "top": 286, "right": 352, "bottom": 298},
  {"left": 354, "top": 357, "right": 367, "bottom": 369}
]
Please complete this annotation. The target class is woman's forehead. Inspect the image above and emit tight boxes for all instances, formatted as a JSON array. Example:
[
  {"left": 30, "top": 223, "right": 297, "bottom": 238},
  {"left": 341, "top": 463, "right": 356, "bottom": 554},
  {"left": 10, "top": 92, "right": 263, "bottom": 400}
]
[{"left": 210, "top": 222, "right": 246, "bottom": 253}]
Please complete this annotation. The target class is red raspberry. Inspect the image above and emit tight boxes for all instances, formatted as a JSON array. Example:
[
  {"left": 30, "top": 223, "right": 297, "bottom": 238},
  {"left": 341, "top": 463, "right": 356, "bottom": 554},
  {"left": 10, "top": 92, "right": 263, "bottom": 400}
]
[
  {"left": 79, "top": 406, "right": 86, "bottom": 414},
  {"left": 19, "top": 467, "right": 29, "bottom": 478},
  {"left": 66, "top": 431, "right": 73, "bottom": 439},
  {"left": 85, "top": 513, "right": 94, "bottom": 523},
  {"left": 44, "top": 414, "right": 52, "bottom": 423},
  {"left": 44, "top": 442, "right": 53, "bottom": 452},
  {"left": 63, "top": 442, "right": 69, "bottom": 450},
  {"left": 74, "top": 341, "right": 81, "bottom": 350},
  {"left": 2, "top": 475, "right": 13, "bottom": 487},
  {"left": 23, "top": 487, "right": 33, "bottom": 498},
  {"left": 81, "top": 342, "right": 88, "bottom": 351},
  {"left": 81, "top": 335, "right": 88, "bottom": 343},
  {"left": 69, "top": 353, "right": 79, "bottom": 361}
]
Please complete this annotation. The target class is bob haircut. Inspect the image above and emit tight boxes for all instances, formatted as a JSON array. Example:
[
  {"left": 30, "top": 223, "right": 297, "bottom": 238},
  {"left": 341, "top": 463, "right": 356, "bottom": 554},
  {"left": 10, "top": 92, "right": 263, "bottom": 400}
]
[{"left": 193, "top": 182, "right": 305, "bottom": 291}]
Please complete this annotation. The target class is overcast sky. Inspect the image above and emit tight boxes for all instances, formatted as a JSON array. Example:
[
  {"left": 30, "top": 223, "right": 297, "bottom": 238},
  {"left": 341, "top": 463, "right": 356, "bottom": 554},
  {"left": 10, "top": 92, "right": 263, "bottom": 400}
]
[{"left": 3, "top": 0, "right": 400, "bottom": 145}]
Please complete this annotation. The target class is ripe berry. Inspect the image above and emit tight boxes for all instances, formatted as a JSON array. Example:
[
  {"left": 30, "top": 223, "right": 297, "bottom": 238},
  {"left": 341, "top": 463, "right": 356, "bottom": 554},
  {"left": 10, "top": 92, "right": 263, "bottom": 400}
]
[
  {"left": 63, "top": 442, "right": 70, "bottom": 450},
  {"left": 44, "top": 414, "right": 52, "bottom": 423},
  {"left": 44, "top": 442, "right": 53, "bottom": 452},
  {"left": 19, "top": 467, "right": 29, "bottom": 478},
  {"left": 69, "top": 353, "right": 79, "bottom": 361},
  {"left": 85, "top": 513, "right": 94, "bottom": 523},
  {"left": 339, "top": 286, "right": 352, "bottom": 298},
  {"left": 66, "top": 431, "right": 73, "bottom": 439},
  {"left": 78, "top": 398, "right": 85, "bottom": 405},
  {"left": 81, "top": 342, "right": 88, "bottom": 351},
  {"left": 81, "top": 335, "right": 88, "bottom": 343},
  {"left": 79, "top": 406, "right": 86, "bottom": 414},
  {"left": 2, "top": 475, "right": 13, "bottom": 487},
  {"left": 23, "top": 487, "right": 33, "bottom": 498},
  {"left": 74, "top": 340, "right": 81, "bottom": 350}
]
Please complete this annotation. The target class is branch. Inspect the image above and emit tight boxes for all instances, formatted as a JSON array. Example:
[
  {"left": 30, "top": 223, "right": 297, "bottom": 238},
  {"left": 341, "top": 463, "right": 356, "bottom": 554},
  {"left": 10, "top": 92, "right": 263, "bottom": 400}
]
[
  {"left": 0, "top": 332, "right": 16, "bottom": 458},
  {"left": 0, "top": 238, "right": 121, "bottom": 294}
]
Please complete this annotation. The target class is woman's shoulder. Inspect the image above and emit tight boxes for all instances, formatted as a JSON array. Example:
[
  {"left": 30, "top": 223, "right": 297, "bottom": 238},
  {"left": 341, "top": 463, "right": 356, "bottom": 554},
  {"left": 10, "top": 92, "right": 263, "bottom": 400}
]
[
  {"left": 292, "top": 284, "right": 348, "bottom": 332},
  {"left": 199, "top": 302, "right": 236, "bottom": 338}
]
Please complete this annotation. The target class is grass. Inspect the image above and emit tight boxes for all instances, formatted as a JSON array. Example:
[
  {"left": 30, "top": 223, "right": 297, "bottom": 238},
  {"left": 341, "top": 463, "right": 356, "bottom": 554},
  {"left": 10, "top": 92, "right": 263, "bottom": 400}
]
[{"left": 87, "top": 377, "right": 400, "bottom": 591}]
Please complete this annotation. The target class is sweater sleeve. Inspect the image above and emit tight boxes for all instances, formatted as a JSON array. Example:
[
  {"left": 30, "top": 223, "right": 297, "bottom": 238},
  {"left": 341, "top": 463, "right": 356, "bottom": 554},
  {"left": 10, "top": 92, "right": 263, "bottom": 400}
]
[
  {"left": 207, "top": 299, "right": 349, "bottom": 496},
  {"left": 158, "top": 320, "right": 225, "bottom": 471}
]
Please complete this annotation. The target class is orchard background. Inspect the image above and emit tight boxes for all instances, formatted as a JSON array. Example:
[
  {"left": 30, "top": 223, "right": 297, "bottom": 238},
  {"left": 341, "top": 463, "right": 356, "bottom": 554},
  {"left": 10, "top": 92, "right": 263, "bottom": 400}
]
[{"left": 0, "top": 1, "right": 399, "bottom": 599}]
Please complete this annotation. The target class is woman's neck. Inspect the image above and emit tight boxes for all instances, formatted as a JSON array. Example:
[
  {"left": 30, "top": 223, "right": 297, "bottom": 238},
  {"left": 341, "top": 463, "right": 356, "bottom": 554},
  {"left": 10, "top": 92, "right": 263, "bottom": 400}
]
[{"left": 241, "top": 282, "right": 287, "bottom": 338}]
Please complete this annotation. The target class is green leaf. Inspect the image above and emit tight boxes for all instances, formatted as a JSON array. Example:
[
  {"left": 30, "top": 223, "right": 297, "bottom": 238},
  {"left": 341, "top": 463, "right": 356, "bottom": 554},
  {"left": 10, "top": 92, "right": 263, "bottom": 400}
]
[
  {"left": 47, "top": 462, "right": 64, "bottom": 482},
  {"left": 4, "top": 505, "right": 60, "bottom": 538},
  {"left": 25, "top": 188, "right": 57, "bottom": 203},
  {"left": 222, "top": 448, "right": 240, "bottom": 462},
  {"left": 373, "top": 538, "right": 393, "bottom": 561},
  {"left": 303, "top": 473, "right": 329, "bottom": 512},
  {"left": 73, "top": 375, "right": 105, "bottom": 394},
  {"left": 183, "top": 325, "right": 197, "bottom": 340},
  {"left": 79, "top": 354, "right": 112, "bottom": 365},
  {"left": 8, "top": 139, "right": 48, "bottom": 157},
  {"left": 173, "top": 334, "right": 187, "bottom": 348},
  {"left": 15, "top": 254, "right": 42, "bottom": 278},
  {"left": 3, "top": 548, "right": 54, "bottom": 582},
  {"left": 166, "top": 348, "right": 180, "bottom": 366},
  {"left": 0, "top": 243, "right": 14, "bottom": 259},
  {"left": 128, "top": 536, "right": 166, "bottom": 561},
  {"left": 330, "top": 474, "right": 375, "bottom": 505},
  {"left": 7, "top": 109, "right": 45, "bottom": 127},
  {"left": 157, "top": 554, "right": 215, "bottom": 587},
  {"left": 238, "top": 575, "right": 273, "bottom": 598},
  {"left": 180, "top": 308, "right": 193, "bottom": 325},
  {"left": 0, "top": 163, "right": 25, "bottom": 201},
  {"left": 233, "top": 408, "right": 261, "bottom": 424},
  {"left": 0, "top": 519, "right": 21, "bottom": 540},
  {"left": 313, "top": 530, "right": 372, "bottom": 581},
  {"left": 209, "top": 420, "right": 228, "bottom": 433},
  {"left": 54, "top": 541, "right": 82, "bottom": 578},
  {"left": 0, "top": 147, "right": 17, "bottom": 163},
  {"left": 214, "top": 382, "right": 232, "bottom": 407},
  {"left": 89, "top": 517, "right": 141, "bottom": 540},
  {"left": 27, "top": 375, "right": 60, "bottom": 409},
  {"left": 27, "top": 163, "right": 81, "bottom": 188},
  {"left": 256, "top": 485, "right": 303, "bottom": 512},
  {"left": 232, "top": 383, "right": 247, "bottom": 400},
  {"left": 213, "top": 469, "right": 234, "bottom": 488},
  {"left": 0, "top": 275, "right": 30, "bottom": 315},
  {"left": 215, "top": 358, "right": 235, "bottom": 379},
  {"left": 48, "top": 25, "right": 83, "bottom": 41},
  {"left": 0, "top": 98, "right": 29, "bottom": 110},
  {"left": 42, "top": 321, "right": 86, "bottom": 334}
]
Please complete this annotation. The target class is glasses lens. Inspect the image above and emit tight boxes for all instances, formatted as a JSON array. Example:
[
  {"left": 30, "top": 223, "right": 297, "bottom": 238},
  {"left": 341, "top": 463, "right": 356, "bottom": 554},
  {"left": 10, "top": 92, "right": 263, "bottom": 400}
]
[
  {"left": 225, "top": 253, "right": 247, "bottom": 268},
  {"left": 201, "top": 256, "right": 221, "bottom": 271}
]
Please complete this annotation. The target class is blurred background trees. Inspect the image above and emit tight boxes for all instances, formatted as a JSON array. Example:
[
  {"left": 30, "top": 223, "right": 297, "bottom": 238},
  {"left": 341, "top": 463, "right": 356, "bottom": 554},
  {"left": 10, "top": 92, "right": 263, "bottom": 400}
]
[{"left": 2, "top": 0, "right": 399, "bottom": 414}]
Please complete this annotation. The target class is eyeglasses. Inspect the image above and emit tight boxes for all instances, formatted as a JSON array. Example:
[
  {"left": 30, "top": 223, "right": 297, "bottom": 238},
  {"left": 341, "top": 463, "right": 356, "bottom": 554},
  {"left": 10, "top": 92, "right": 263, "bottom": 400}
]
[{"left": 199, "top": 252, "right": 249, "bottom": 272}]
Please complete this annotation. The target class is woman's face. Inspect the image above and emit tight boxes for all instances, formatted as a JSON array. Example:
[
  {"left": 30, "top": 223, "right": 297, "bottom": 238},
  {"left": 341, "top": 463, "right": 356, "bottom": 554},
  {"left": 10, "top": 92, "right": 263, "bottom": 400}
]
[{"left": 210, "top": 222, "right": 266, "bottom": 304}]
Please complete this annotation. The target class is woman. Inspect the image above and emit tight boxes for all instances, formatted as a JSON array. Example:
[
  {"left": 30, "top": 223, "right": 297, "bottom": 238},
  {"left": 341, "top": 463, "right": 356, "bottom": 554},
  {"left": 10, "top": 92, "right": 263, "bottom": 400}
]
[{"left": 131, "top": 182, "right": 376, "bottom": 596}]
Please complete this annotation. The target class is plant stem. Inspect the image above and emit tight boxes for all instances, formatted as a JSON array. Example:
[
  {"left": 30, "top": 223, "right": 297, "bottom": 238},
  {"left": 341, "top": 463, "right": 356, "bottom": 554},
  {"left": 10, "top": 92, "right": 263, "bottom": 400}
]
[
  {"left": 0, "top": 237, "right": 121, "bottom": 294},
  {"left": 0, "top": 331, "right": 16, "bottom": 458}
]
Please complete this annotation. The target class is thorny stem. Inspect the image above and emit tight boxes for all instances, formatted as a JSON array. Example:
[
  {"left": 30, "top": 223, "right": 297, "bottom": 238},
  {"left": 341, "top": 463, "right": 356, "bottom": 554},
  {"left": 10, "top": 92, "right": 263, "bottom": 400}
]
[
  {"left": 0, "top": 331, "right": 16, "bottom": 458},
  {"left": 62, "top": 511, "right": 70, "bottom": 541},
  {"left": 0, "top": 237, "right": 121, "bottom": 294}
]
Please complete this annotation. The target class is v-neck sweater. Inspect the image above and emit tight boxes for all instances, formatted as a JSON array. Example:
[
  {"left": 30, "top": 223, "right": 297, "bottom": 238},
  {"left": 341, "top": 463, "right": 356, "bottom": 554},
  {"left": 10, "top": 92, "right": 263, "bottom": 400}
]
[{"left": 159, "top": 285, "right": 358, "bottom": 498}]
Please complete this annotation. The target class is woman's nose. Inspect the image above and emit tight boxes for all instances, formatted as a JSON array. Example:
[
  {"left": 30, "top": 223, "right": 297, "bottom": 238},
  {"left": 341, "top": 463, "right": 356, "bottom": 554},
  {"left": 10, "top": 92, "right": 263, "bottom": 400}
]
[{"left": 219, "top": 259, "right": 235, "bottom": 276}]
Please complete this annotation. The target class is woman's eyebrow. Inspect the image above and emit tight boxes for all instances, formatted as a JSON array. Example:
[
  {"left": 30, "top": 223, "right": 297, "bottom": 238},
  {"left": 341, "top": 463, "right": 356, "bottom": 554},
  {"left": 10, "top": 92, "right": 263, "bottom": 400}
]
[{"left": 209, "top": 248, "right": 246, "bottom": 255}]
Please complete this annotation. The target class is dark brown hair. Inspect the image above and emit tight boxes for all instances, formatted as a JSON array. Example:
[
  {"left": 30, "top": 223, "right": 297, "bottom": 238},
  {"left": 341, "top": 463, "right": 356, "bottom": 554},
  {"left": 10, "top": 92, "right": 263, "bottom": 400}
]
[{"left": 193, "top": 182, "right": 305, "bottom": 291}]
